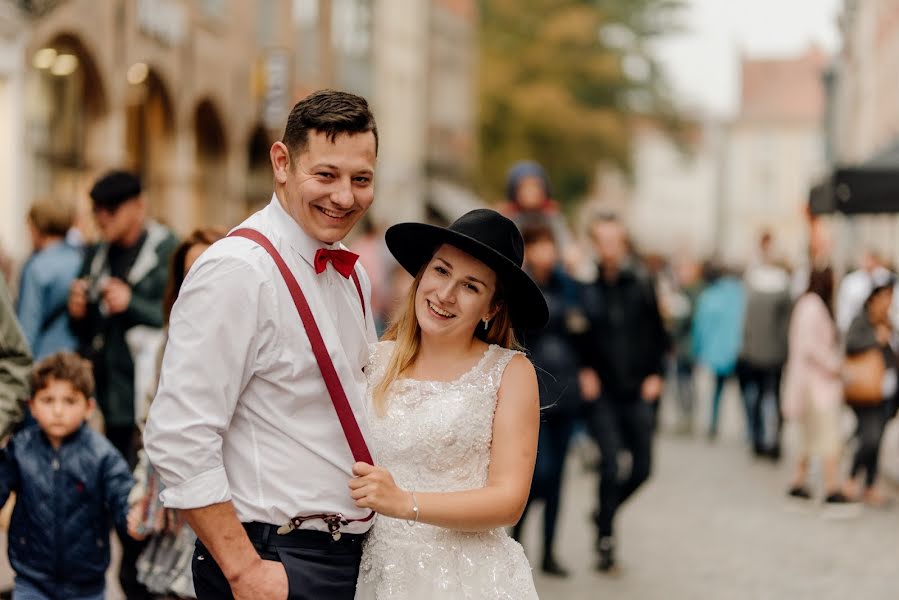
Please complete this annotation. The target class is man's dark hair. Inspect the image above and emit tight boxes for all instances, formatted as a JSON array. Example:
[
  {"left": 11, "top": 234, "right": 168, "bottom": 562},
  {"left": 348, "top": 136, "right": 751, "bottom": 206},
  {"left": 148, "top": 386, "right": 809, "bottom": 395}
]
[
  {"left": 282, "top": 89, "right": 378, "bottom": 159},
  {"left": 30, "top": 351, "right": 95, "bottom": 399},
  {"left": 521, "top": 223, "right": 556, "bottom": 246}
]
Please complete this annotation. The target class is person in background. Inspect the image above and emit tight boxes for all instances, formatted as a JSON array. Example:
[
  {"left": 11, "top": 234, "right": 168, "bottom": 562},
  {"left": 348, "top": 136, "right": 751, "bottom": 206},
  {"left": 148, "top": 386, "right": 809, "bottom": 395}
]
[
  {"left": 16, "top": 199, "right": 83, "bottom": 360},
  {"left": 349, "top": 217, "right": 392, "bottom": 335},
  {"left": 0, "top": 352, "right": 134, "bottom": 600},
  {"left": 512, "top": 224, "right": 597, "bottom": 577},
  {"left": 661, "top": 255, "right": 704, "bottom": 434},
  {"left": 738, "top": 232, "right": 792, "bottom": 460},
  {"left": 580, "top": 212, "right": 670, "bottom": 572},
  {"left": 0, "top": 274, "right": 30, "bottom": 438},
  {"left": 127, "top": 228, "right": 224, "bottom": 599},
  {"left": 692, "top": 262, "right": 746, "bottom": 440},
  {"left": 67, "top": 170, "right": 177, "bottom": 600},
  {"left": 502, "top": 161, "right": 581, "bottom": 270},
  {"left": 836, "top": 249, "right": 892, "bottom": 335},
  {"left": 782, "top": 267, "right": 856, "bottom": 509},
  {"left": 843, "top": 281, "right": 897, "bottom": 507}
]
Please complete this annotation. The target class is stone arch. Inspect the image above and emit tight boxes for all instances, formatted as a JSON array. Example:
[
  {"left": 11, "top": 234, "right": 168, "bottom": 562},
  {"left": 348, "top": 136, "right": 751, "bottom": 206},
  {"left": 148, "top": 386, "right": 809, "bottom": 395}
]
[
  {"left": 245, "top": 124, "right": 273, "bottom": 213},
  {"left": 125, "top": 66, "right": 176, "bottom": 220},
  {"left": 25, "top": 32, "right": 109, "bottom": 204},
  {"left": 193, "top": 97, "right": 229, "bottom": 226}
]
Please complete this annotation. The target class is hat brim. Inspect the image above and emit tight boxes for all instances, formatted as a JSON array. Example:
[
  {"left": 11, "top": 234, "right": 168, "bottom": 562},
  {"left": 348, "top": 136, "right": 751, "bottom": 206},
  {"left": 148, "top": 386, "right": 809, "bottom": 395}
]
[{"left": 386, "top": 222, "right": 549, "bottom": 330}]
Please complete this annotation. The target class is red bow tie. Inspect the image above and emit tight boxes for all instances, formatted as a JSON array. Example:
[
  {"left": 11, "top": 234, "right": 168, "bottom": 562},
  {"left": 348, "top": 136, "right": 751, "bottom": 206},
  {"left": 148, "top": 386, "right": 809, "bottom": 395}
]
[{"left": 314, "top": 248, "right": 359, "bottom": 278}]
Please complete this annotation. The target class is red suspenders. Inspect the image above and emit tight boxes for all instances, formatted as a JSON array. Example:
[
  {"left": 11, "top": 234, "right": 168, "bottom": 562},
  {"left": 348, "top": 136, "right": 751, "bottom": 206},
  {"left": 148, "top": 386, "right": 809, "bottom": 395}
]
[{"left": 228, "top": 228, "right": 375, "bottom": 537}]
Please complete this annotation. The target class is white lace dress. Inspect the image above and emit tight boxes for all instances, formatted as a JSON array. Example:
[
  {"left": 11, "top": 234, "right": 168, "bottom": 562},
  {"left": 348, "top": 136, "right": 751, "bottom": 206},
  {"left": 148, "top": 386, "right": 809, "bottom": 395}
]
[{"left": 355, "top": 341, "right": 539, "bottom": 600}]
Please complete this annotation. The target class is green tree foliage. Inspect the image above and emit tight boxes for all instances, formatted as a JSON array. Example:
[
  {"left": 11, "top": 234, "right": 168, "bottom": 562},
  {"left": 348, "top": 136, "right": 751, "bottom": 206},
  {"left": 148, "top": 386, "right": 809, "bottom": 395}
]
[{"left": 479, "top": 0, "right": 684, "bottom": 206}]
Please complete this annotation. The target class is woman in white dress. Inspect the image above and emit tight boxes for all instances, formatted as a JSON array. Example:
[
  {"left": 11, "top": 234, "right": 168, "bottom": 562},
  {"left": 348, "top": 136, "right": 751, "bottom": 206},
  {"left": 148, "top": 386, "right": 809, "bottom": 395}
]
[{"left": 350, "top": 209, "right": 549, "bottom": 599}]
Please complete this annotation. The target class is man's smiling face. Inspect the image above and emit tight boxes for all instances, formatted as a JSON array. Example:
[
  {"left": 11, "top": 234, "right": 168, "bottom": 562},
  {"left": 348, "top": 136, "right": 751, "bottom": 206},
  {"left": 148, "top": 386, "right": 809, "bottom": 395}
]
[{"left": 273, "top": 129, "right": 377, "bottom": 244}]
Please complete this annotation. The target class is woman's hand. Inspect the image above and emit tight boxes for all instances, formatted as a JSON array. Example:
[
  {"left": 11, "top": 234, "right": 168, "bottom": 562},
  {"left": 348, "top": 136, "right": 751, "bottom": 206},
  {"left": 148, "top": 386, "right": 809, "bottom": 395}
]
[{"left": 349, "top": 462, "right": 414, "bottom": 520}]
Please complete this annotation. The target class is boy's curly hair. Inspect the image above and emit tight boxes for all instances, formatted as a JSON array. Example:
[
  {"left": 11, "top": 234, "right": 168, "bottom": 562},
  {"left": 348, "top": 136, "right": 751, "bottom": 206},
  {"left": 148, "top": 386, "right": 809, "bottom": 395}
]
[{"left": 30, "top": 352, "right": 94, "bottom": 399}]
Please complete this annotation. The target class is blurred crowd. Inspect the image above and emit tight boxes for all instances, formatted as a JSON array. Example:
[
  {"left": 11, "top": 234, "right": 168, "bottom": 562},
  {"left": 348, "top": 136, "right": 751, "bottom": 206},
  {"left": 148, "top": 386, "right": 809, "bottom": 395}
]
[{"left": 1, "top": 157, "right": 898, "bottom": 597}]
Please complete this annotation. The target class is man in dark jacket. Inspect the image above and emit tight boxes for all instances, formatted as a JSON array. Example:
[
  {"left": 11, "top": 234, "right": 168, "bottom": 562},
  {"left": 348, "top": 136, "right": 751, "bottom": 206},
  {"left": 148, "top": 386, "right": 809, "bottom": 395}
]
[
  {"left": 67, "top": 170, "right": 176, "bottom": 599},
  {"left": 581, "top": 213, "right": 670, "bottom": 572}
]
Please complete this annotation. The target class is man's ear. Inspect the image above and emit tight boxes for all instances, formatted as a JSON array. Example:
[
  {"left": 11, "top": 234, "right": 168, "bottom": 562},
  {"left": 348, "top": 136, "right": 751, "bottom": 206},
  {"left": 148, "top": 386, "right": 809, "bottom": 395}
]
[
  {"left": 85, "top": 397, "right": 97, "bottom": 417},
  {"left": 270, "top": 141, "right": 292, "bottom": 185}
]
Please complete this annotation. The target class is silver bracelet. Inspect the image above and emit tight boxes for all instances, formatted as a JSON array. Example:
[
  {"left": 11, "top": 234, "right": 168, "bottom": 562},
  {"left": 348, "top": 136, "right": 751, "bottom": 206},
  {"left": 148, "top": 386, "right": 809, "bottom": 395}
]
[{"left": 405, "top": 491, "right": 420, "bottom": 526}]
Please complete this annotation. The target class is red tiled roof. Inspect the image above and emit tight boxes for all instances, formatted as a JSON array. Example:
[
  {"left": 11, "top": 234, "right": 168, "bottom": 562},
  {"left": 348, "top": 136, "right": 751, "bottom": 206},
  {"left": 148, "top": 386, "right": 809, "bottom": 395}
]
[{"left": 739, "top": 46, "right": 828, "bottom": 123}]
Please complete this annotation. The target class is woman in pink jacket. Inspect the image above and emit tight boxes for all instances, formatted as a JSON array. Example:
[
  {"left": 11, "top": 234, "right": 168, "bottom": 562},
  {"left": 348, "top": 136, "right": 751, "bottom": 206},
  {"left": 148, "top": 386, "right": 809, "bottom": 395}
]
[{"left": 782, "top": 268, "right": 854, "bottom": 507}]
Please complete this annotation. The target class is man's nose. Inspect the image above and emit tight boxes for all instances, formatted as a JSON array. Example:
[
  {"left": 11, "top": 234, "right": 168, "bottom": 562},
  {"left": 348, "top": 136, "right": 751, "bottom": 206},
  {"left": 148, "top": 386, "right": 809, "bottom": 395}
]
[{"left": 330, "top": 178, "right": 355, "bottom": 208}]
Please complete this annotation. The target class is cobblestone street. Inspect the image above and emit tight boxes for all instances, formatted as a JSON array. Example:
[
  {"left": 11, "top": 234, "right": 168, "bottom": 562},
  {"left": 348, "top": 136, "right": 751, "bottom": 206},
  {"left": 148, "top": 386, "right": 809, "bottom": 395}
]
[{"left": 523, "top": 385, "right": 899, "bottom": 600}]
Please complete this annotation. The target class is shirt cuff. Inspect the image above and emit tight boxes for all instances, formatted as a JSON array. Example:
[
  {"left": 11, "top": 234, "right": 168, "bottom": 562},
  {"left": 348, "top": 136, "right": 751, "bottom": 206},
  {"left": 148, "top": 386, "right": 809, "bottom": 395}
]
[{"left": 159, "top": 466, "right": 231, "bottom": 509}]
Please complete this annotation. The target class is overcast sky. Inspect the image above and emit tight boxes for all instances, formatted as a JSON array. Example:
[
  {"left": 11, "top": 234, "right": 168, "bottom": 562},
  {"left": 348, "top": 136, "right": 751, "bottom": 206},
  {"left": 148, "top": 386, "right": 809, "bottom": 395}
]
[{"left": 652, "top": 0, "right": 843, "bottom": 117}]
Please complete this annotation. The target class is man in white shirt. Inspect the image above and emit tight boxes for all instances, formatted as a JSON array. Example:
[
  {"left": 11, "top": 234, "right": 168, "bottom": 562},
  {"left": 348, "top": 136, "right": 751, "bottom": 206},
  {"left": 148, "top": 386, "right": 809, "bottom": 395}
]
[
  {"left": 144, "top": 90, "right": 379, "bottom": 600},
  {"left": 836, "top": 249, "right": 897, "bottom": 334}
]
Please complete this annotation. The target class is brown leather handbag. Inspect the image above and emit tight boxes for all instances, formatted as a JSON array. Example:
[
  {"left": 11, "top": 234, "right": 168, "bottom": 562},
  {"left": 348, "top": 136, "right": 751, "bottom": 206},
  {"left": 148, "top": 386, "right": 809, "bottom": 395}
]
[{"left": 843, "top": 348, "right": 886, "bottom": 405}]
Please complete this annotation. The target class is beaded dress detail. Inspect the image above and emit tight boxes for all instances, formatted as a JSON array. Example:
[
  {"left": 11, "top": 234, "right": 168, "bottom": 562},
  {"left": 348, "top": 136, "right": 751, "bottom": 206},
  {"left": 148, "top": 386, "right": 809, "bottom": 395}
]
[{"left": 355, "top": 341, "right": 538, "bottom": 600}]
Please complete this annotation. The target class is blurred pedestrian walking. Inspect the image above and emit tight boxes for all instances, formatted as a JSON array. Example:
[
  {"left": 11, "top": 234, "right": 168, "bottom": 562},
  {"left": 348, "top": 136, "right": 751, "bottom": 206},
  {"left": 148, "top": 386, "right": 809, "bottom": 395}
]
[
  {"left": 661, "top": 256, "right": 704, "bottom": 434},
  {"left": 836, "top": 249, "right": 892, "bottom": 334},
  {"left": 738, "top": 232, "right": 791, "bottom": 460},
  {"left": 513, "top": 224, "right": 596, "bottom": 577},
  {"left": 16, "top": 199, "right": 82, "bottom": 360},
  {"left": 580, "top": 213, "right": 670, "bottom": 572},
  {"left": 842, "top": 280, "right": 897, "bottom": 507},
  {"left": 692, "top": 262, "right": 745, "bottom": 439},
  {"left": 782, "top": 267, "right": 856, "bottom": 509},
  {"left": 67, "top": 170, "right": 177, "bottom": 600}
]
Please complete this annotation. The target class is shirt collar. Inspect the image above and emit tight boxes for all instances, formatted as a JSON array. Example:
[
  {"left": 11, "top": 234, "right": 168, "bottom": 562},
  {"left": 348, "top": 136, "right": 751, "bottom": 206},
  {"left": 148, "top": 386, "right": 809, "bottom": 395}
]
[{"left": 267, "top": 194, "right": 344, "bottom": 269}]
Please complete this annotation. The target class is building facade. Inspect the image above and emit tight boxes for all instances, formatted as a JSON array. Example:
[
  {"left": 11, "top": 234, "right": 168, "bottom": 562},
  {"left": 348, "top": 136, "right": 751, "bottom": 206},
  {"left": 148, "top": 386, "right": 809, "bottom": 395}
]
[
  {"left": 9, "top": 0, "right": 294, "bottom": 262},
  {"left": 626, "top": 119, "right": 723, "bottom": 260},
  {"left": 825, "top": 0, "right": 899, "bottom": 269},
  {"left": 0, "top": 2, "right": 27, "bottom": 265},
  {"left": 721, "top": 47, "right": 828, "bottom": 266}
]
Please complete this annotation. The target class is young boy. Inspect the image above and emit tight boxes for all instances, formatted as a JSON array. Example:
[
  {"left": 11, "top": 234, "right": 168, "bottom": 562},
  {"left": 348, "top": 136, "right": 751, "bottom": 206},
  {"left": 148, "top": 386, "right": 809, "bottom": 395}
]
[{"left": 0, "top": 352, "right": 134, "bottom": 599}]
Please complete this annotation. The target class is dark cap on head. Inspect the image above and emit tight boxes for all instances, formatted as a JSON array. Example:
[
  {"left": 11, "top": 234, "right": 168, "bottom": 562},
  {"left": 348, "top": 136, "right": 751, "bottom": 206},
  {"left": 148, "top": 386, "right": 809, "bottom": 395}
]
[{"left": 89, "top": 171, "right": 142, "bottom": 208}]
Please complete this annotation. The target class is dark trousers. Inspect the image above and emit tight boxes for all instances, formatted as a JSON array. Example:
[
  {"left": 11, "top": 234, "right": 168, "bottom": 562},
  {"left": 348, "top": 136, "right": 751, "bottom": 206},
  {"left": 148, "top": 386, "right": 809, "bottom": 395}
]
[
  {"left": 709, "top": 372, "right": 741, "bottom": 437},
  {"left": 591, "top": 397, "right": 653, "bottom": 538},
  {"left": 736, "top": 362, "right": 783, "bottom": 454},
  {"left": 851, "top": 403, "right": 889, "bottom": 488},
  {"left": 513, "top": 412, "right": 575, "bottom": 557},
  {"left": 192, "top": 523, "right": 364, "bottom": 600}
]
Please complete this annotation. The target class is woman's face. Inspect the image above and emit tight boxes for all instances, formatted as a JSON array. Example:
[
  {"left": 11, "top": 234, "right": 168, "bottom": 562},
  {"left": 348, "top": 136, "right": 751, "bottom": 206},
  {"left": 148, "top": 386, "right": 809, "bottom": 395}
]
[{"left": 415, "top": 244, "right": 498, "bottom": 341}]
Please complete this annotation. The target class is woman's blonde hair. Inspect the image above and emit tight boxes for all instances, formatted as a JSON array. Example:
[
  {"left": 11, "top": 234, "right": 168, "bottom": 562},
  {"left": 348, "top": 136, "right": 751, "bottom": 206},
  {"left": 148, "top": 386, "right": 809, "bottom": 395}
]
[{"left": 372, "top": 259, "right": 519, "bottom": 415}]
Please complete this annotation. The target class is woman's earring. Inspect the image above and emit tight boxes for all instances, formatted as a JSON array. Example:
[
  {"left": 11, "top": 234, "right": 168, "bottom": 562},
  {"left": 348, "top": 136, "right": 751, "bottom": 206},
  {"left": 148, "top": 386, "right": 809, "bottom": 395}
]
[{"left": 483, "top": 318, "right": 490, "bottom": 331}]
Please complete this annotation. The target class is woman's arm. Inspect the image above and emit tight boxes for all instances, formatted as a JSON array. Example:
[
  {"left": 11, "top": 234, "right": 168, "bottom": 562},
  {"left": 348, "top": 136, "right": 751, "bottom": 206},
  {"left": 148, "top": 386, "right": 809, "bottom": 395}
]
[{"left": 349, "top": 354, "right": 539, "bottom": 531}]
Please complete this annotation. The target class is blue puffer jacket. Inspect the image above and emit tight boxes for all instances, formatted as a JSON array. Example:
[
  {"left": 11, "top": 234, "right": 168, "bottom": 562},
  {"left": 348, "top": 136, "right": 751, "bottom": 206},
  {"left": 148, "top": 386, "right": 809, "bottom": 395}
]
[{"left": 0, "top": 423, "right": 133, "bottom": 594}]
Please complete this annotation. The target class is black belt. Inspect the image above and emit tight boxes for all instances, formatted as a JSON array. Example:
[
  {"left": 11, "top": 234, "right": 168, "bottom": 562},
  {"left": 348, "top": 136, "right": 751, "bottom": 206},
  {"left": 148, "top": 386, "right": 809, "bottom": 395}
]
[{"left": 243, "top": 522, "right": 366, "bottom": 551}]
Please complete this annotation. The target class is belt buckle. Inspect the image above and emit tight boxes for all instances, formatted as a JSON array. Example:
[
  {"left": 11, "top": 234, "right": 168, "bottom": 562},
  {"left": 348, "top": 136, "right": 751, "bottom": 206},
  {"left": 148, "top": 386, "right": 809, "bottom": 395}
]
[
  {"left": 324, "top": 514, "right": 347, "bottom": 541},
  {"left": 276, "top": 513, "right": 348, "bottom": 541}
]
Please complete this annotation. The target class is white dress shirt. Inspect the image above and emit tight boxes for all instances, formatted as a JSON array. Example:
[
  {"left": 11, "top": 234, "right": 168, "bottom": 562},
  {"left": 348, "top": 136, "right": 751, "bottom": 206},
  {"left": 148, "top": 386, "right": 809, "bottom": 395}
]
[
  {"left": 835, "top": 266, "right": 892, "bottom": 334},
  {"left": 144, "top": 196, "right": 378, "bottom": 533}
]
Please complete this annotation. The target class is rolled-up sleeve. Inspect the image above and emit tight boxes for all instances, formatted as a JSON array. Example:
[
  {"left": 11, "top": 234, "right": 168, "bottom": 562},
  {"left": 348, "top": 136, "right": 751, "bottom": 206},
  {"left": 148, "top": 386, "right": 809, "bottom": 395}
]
[{"left": 144, "top": 248, "right": 270, "bottom": 509}]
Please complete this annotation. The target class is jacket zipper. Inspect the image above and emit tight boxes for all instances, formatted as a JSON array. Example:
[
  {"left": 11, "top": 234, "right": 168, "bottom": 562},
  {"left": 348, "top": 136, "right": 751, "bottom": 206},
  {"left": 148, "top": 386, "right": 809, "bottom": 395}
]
[{"left": 52, "top": 450, "right": 62, "bottom": 582}]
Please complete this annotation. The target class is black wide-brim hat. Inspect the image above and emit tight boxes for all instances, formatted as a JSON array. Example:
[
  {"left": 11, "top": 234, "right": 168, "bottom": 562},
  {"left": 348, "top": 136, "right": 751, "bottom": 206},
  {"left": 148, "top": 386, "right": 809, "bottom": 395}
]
[{"left": 385, "top": 209, "right": 549, "bottom": 330}]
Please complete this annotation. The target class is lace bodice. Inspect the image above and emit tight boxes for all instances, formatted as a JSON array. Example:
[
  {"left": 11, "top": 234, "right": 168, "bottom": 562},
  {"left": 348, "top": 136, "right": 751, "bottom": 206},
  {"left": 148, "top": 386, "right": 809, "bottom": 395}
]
[
  {"left": 363, "top": 341, "right": 516, "bottom": 491},
  {"left": 356, "top": 341, "right": 538, "bottom": 600}
]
